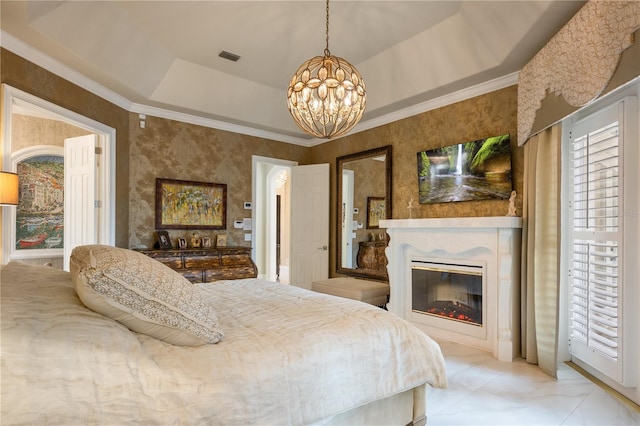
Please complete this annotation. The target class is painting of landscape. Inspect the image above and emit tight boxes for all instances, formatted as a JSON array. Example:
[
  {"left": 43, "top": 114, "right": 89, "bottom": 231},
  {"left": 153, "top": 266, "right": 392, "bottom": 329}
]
[
  {"left": 15, "top": 155, "right": 64, "bottom": 250},
  {"left": 417, "top": 134, "right": 512, "bottom": 204},
  {"left": 156, "top": 178, "right": 227, "bottom": 230}
]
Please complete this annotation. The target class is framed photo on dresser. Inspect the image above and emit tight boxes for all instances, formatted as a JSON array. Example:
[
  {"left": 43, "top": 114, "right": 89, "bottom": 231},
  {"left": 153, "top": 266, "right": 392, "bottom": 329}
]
[
  {"left": 156, "top": 230, "right": 172, "bottom": 249},
  {"left": 177, "top": 238, "right": 187, "bottom": 249},
  {"left": 216, "top": 234, "right": 227, "bottom": 247}
]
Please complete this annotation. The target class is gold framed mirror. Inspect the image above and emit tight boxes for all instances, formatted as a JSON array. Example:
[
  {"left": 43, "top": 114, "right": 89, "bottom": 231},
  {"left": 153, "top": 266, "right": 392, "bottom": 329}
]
[{"left": 336, "top": 145, "right": 392, "bottom": 281}]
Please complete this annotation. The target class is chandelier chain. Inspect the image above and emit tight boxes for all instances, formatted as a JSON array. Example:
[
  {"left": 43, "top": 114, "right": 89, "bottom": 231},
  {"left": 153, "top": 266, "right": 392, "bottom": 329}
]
[{"left": 324, "top": 0, "right": 330, "bottom": 57}]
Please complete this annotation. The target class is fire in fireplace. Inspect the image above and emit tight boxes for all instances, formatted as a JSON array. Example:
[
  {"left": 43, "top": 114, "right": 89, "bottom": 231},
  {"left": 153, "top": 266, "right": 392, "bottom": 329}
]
[{"left": 411, "top": 261, "right": 483, "bottom": 327}]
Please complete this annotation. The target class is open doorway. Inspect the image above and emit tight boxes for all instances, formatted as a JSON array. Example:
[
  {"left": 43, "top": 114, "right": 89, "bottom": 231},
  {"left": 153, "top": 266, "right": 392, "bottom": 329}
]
[
  {"left": 252, "top": 156, "right": 295, "bottom": 283},
  {"left": 1, "top": 85, "right": 115, "bottom": 269}
]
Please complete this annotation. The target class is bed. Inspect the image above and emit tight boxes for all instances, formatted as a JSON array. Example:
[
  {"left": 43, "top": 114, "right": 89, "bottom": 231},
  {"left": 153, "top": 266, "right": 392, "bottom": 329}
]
[{"left": 1, "top": 245, "right": 446, "bottom": 425}]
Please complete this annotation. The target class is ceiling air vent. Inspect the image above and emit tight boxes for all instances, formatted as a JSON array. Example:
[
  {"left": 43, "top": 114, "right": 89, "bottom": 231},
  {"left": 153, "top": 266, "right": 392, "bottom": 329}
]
[{"left": 218, "top": 51, "right": 241, "bottom": 62}]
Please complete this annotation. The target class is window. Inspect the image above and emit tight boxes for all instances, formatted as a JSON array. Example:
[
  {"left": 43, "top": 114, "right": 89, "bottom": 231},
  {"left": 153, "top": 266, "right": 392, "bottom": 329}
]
[{"left": 567, "top": 99, "right": 636, "bottom": 387}]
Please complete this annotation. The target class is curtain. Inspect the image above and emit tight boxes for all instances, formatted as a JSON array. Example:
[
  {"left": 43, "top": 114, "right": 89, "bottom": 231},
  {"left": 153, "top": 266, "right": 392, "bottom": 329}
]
[
  {"left": 521, "top": 124, "right": 561, "bottom": 377},
  {"left": 517, "top": 1, "right": 640, "bottom": 144}
]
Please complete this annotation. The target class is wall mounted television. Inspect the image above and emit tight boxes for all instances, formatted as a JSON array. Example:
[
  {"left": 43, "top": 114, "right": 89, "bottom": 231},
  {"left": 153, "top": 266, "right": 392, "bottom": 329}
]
[{"left": 416, "top": 134, "right": 512, "bottom": 204}]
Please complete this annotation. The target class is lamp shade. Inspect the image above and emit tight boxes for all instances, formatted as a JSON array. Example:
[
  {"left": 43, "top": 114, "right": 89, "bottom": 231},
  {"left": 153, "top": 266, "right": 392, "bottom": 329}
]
[{"left": 0, "top": 171, "right": 19, "bottom": 206}]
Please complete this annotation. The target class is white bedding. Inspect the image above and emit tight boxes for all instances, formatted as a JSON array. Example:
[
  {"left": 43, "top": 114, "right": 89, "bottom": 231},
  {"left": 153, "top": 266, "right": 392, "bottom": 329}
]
[{"left": 1, "top": 261, "right": 446, "bottom": 425}]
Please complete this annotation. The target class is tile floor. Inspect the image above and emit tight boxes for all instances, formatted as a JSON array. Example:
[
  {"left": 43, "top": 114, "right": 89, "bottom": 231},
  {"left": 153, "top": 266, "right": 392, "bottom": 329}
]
[{"left": 427, "top": 340, "right": 640, "bottom": 425}]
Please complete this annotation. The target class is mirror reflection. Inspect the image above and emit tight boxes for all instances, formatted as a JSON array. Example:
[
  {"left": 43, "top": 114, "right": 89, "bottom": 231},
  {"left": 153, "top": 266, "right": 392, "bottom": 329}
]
[{"left": 336, "top": 146, "right": 392, "bottom": 281}]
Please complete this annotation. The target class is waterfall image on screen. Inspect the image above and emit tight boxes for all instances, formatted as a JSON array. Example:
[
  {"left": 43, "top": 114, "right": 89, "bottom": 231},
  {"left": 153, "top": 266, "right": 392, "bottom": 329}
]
[{"left": 416, "top": 134, "right": 512, "bottom": 204}]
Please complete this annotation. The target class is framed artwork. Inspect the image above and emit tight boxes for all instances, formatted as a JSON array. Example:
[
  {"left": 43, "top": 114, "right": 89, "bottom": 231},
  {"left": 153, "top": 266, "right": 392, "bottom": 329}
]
[
  {"left": 216, "top": 234, "right": 227, "bottom": 247},
  {"left": 15, "top": 154, "right": 64, "bottom": 253},
  {"left": 156, "top": 230, "right": 172, "bottom": 249},
  {"left": 201, "top": 236, "right": 212, "bottom": 248},
  {"left": 366, "top": 197, "right": 386, "bottom": 229},
  {"left": 156, "top": 178, "right": 227, "bottom": 230},
  {"left": 177, "top": 238, "right": 187, "bottom": 249},
  {"left": 416, "top": 134, "right": 512, "bottom": 204}
]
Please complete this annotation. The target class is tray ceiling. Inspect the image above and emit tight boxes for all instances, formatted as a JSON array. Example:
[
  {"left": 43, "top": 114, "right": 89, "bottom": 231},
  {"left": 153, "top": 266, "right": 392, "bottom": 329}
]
[{"left": 0, "top": 1, "right": 585, "bottom": 145}]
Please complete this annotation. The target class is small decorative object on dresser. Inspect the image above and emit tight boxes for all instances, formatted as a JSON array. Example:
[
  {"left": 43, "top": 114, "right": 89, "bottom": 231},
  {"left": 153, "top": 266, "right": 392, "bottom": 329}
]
[
  {"left": 216, "top": 234, "right": 227, "bottom": 247},
  {"left": 191, "top": 232, "right": 201, "bottom": 248},
  {"left": 177, "top": 238, "right": 187, "bottom": 249},
  {"left": 201, "top": 236, "right": 212, "bottom": 248},
  {"left": 156, "top": 230, "right": 172, "bottom": 249}
]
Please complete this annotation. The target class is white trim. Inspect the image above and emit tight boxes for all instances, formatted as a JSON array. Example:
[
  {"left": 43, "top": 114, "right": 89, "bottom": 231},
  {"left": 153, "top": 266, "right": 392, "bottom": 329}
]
[
  {"left": 2, "top": 30, "right": 519, "bottom": 147},
  {"left": 129, "top": 103, "right": 305, "bottom": 146},
  {"left": 1, "top": 84, "right": 116, "bottom": 264}
]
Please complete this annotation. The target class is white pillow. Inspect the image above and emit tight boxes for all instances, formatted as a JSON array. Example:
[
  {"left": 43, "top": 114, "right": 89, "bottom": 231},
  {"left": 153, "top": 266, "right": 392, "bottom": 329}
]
[{"left": 70, "top": 245, "right": 222, "bottom": 346}]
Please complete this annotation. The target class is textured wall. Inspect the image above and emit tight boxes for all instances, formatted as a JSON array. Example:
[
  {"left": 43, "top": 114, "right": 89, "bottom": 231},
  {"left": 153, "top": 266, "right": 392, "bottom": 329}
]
[
  {"left": 350, "top": 157, "right": 386, "bottom": 248},
  {"left": 128, "top": 115, "right": 310, "bottom": 248},
  {"left": 12, "top": 115, "right": 89, "bottom": 150}
]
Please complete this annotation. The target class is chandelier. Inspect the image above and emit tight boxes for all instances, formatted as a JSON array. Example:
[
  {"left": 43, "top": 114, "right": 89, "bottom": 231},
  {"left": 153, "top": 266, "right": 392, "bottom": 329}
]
[{"left": 286, "top": 0, "right": 366, "bottom": 139}]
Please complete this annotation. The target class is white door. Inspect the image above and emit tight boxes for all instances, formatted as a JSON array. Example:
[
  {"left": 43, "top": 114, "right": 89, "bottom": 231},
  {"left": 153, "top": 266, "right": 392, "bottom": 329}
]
[
  {"left": 290, "top": 164, "right": 329, "bottom": 289},
  {"left": 63, "top": 135, "right": 97, "bottom": 270}
]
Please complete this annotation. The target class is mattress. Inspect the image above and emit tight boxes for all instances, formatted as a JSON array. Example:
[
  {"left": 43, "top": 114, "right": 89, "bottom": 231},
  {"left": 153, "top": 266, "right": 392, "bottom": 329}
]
[{"left": 0, "top": 261, "right": 446, "bottom": 425}]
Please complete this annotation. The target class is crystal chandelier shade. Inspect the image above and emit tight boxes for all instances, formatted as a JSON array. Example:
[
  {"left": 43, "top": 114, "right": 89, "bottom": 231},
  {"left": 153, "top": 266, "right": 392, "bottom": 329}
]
[{"left": 286, "top": 0, "right": 366, "bottom": 139}]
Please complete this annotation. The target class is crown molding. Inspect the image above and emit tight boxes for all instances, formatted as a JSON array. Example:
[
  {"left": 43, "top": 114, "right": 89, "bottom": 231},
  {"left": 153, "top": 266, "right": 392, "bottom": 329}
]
[
  {"left": 2, "top": 30, "right": 519, "bottom": 147},
  {"left": 1, "top": 31, "right": 133, "bottom": 112},
  {"left": 129, "top": 103, "right": 310, "bottom": 146},
  {"left": 357, "top": 72, "right": 519, "bottom": 134}
]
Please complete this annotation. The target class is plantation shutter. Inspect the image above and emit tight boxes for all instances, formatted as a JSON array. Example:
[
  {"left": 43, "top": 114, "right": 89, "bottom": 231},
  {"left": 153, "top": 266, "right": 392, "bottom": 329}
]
[{"left": 568, "top": 105, "right": 623, "bottom": 382}]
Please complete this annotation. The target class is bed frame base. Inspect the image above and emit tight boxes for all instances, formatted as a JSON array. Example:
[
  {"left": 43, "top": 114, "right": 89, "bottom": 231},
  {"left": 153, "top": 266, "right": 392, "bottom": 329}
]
[{"left": 313, "top": 384, "right": 427, "bottom": 426}]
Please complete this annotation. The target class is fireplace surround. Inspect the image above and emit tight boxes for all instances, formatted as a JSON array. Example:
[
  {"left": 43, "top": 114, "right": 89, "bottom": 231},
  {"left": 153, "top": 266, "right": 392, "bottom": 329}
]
[{"left": 379, "top": 217, "right": 522, "bottom": 361}]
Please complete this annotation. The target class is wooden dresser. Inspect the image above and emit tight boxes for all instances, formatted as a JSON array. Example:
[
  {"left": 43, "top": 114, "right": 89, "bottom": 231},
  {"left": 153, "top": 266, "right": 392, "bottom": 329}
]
[
  {"left": 357, "top": 241, "right": 388, "bottom": 279},
  {"left": 136, "top": 247, "right": 258, "bottom": 283}
]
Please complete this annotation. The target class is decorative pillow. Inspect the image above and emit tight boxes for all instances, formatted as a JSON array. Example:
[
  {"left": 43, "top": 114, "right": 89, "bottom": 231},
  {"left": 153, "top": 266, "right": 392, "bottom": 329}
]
[{"left": 70, "top": 245, "right": 222, "bottom": 346}]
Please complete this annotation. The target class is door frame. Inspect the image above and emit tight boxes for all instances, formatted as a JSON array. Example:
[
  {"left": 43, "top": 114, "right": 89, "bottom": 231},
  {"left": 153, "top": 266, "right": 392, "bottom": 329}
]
[
  {"left": 252, "top": 155, "right": 297, "bottom": 280},
  {"left": 1, "top": 84, "right": 115, "bottom": 264}
]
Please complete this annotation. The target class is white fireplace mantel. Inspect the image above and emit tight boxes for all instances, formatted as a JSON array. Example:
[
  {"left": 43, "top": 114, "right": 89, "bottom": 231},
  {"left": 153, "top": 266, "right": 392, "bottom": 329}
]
[
  {"left": 379, "top": 216, "right": 522, "bottom": 230},
  {"left": 379, "top": 216, "right": 522, "bottom": 361}
]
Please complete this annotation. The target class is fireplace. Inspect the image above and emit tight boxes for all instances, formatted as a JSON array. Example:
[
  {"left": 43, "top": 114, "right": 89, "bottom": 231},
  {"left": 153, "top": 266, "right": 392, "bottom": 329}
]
[
  {"left": 379, "top": 217, "right": 522, "bottom": 361},
  {"left": 412, "top": 261, "right": 484, "bottom": 327}
]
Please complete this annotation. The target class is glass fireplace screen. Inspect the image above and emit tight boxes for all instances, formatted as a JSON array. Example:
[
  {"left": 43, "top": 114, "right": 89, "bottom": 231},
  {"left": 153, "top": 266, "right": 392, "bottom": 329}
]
[{"left": 412, "top": 262, "right": 483, "bottom": 326}]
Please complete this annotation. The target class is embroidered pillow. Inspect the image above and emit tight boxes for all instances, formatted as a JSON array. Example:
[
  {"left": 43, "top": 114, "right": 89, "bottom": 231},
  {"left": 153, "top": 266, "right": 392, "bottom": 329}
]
[{"left": 70, "top": 245, "right": 222, "bottom": 346}]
